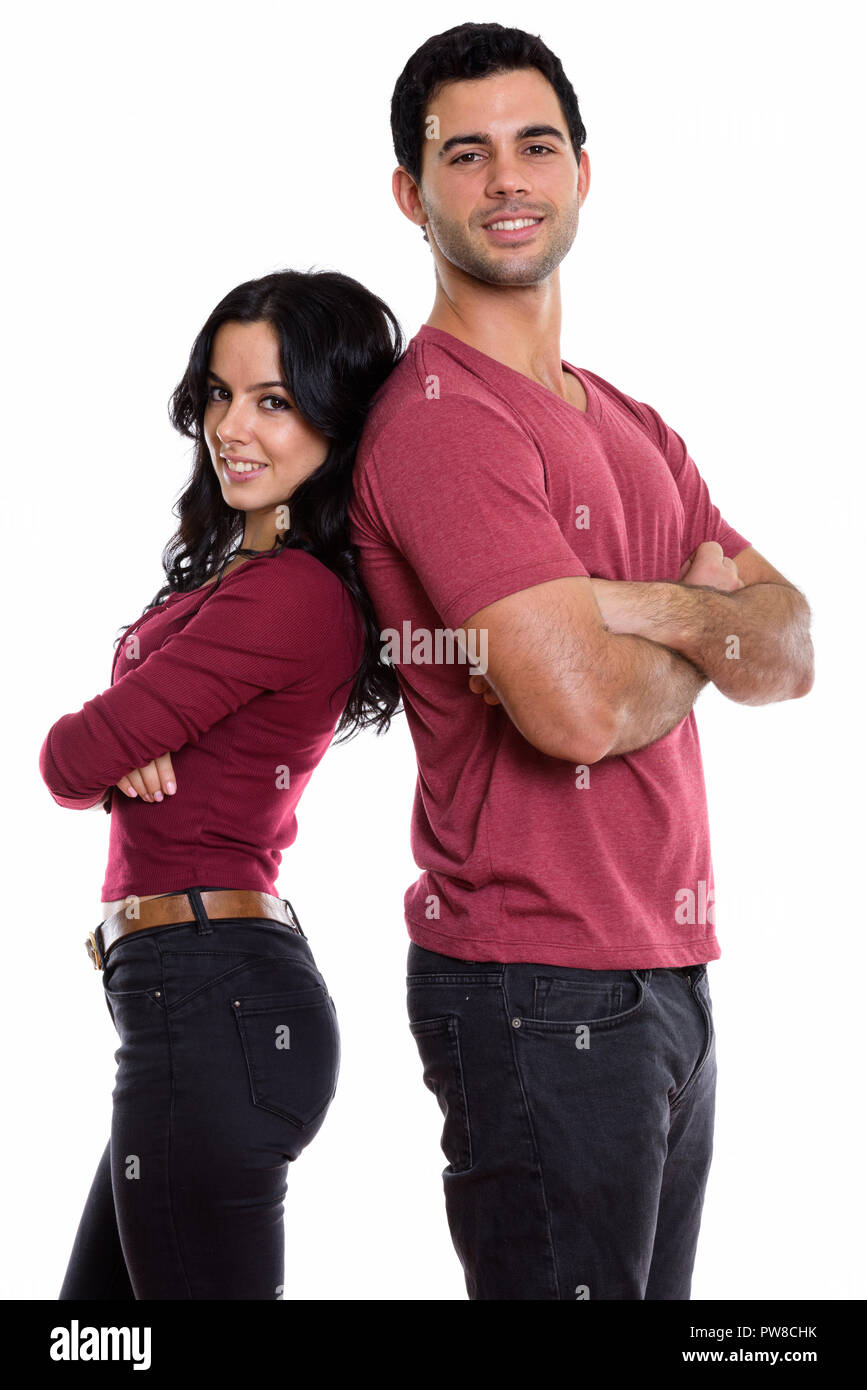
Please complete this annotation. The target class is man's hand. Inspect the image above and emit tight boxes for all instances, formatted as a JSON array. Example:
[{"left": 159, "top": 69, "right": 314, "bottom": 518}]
[
  {"left": 116, "top": 752, "right": 177, "bottom": 803},
  {"left": 677, "top": 541, "right": 744, "bottom": 591},
  {"left": 467, "top": 543, "right": 741, "bottom": 708},
  {"left": 586, "top": 546, "right": 812, "bottom": 705},
  {"left": 594, "top": 544, "right": 745, "bottom": 636},
  {"left": 468, "top": 670, "right": 501, "bottom": 705}
]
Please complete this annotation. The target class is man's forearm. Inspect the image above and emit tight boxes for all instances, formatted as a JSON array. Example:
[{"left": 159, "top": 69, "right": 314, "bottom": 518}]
[
  {"left": 592, "top": 580, "right": 814, "bottom": 705},
  {"left": 595, "top": 631, "right": 709, "bottom": 759}
]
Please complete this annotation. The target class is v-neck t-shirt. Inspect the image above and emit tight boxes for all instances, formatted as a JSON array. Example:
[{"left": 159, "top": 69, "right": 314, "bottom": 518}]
[{"left": 348, "top": 324, "right": 750, "bottom": 967}]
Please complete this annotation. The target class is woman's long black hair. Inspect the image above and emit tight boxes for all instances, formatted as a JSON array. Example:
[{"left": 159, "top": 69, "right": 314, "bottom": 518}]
[{"left": 137, "top": 268, "right": 405, "bottom": 741}]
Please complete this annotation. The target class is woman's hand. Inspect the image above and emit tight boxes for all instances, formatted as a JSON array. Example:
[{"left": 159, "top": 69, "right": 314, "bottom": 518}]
[{"left": 116, "top": 752, "right": 177, "bottom": 803}]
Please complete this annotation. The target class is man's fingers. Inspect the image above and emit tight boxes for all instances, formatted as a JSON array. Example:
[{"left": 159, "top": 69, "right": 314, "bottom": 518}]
[{"left": 469, "top": 673, "right": 501, "bottom": 706}]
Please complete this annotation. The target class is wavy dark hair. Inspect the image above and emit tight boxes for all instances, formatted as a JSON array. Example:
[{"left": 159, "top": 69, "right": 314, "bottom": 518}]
[
  {"left": 391, "top": 22, "right": 587, "bottom": 244},
  {"left": 130, "top": 268, "right": 405, "bottom": 741}
]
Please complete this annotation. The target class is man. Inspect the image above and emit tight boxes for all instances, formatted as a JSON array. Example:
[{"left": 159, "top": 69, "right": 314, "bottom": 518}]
[{"left": 348, "top": 21, "right": 814, "bottom": 1300}]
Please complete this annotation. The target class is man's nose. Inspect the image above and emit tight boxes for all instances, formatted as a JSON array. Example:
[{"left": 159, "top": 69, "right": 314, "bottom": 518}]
[{"left": 485, "top": 155, "right": 529, "bottom": 198}]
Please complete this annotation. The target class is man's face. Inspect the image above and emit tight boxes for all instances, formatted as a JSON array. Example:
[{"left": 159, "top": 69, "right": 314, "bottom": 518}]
[{"left": 414, "top": 67, "right": 587, "bottom": 286}]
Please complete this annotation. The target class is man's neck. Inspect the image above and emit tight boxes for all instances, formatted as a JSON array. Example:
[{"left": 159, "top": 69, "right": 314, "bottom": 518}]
[{"left": 425, "top": 280, "right": 569, "bottom": 399}]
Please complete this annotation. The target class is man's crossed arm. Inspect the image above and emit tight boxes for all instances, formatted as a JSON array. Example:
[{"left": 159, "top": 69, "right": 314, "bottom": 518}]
[
  {"left": 589, "top": 543, "right": 814, "bottom": 706},
  {"left": 461, "top": 541, "right": 814, "bottom": 766}
]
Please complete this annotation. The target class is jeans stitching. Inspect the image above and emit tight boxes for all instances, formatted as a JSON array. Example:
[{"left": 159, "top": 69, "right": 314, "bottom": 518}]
[
  {"left": 670, "top": 976, "right": 714, "bottom": 1114},
  {"left": 502, "top": 972, "right": 560, "bottom": 1299},
  {"left": 164, "top": 994, "right": 194, "bottom": 1297}
]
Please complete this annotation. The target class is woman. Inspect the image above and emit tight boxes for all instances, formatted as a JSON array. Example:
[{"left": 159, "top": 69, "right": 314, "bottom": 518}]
[{"left": 38, "top": 269, "right": 403, "bottom": 1299}]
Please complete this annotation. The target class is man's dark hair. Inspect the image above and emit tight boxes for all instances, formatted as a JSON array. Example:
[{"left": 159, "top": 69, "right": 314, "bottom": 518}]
[{"left": 391, "top": 21, "right": 587, "bottom": 207}]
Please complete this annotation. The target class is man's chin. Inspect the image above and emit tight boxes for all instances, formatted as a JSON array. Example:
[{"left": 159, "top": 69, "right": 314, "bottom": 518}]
[{"left": 467, "top": 255, "right": 558, "bottom": 287}]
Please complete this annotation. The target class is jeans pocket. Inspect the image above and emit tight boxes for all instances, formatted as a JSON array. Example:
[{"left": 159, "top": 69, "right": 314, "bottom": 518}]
[
  {"left": 518, "top": 970, "right": 647, "bottom": 1035},
  {"left": 102, "top": 938, "right": 164, "bottom": 1004},
  {"left": 408, "top": 1015, "right": 472, "bottom": 1175},
  {"left": 231, "top": 984, "right": 340, "bottom": 1129}
]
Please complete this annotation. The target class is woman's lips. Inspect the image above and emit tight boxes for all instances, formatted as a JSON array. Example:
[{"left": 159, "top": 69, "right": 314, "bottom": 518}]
[{"left": 222, "top": 461, "right": 268, "bottom": 484}]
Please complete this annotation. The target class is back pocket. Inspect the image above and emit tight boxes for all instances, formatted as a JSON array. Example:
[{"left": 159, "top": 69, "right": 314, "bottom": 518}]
[
  {"left": 231, "top": 984, "right": 340, "bottom": 1128},
  {"left": 408, "top": 1015, "right": 472, "bottom": 1174}
]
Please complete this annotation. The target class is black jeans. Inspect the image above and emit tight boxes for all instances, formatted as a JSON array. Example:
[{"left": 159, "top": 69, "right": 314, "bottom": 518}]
[
  {"left": 60, "top": 888, "right": 339, "bottom": 1300},
  {"left": 406, "top": 943, "right": 716, "bottom": 1300}
]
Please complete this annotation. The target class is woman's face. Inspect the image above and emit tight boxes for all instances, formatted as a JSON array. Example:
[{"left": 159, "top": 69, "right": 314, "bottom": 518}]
[{"left": 203, "top": 319, "right": 329, "bottom": 538}]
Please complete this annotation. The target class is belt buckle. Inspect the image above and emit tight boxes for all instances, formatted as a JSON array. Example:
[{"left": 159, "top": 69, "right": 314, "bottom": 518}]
[{"left": 86, "top": 930, "right": 104, "bottom": 971}]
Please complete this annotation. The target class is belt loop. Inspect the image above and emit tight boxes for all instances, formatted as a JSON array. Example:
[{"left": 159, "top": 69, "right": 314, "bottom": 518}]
[
  {"left": 282, "top": 897, "right": 306, "bottom": 938},
  {"left": 187, "top": 886, "right": 213, "bottom": 935}
]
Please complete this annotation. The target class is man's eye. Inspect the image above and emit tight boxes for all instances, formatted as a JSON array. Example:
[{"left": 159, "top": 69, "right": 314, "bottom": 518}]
[
  {"left": 525, "top": 145, "right": 554, "bottom": 156},
  {"left": 451, "top": 151, "right": 483, "bottom": 164}
]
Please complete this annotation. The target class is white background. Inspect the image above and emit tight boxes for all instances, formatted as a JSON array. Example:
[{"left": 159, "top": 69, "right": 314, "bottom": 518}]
[{"left": 5, "top": 0, "right": 864, "bottom": 1300}]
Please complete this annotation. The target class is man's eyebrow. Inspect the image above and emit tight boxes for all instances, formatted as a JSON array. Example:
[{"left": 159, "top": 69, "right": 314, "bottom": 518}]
[
  {"left": 438, "top": 124, "right": 568, "bottom": 157},
  {"left": 207, "top": 370, "right": 289, "bottom": 391}
]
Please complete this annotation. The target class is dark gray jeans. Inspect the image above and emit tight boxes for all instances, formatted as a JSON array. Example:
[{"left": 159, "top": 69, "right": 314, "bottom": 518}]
[
  {"left": 407, "top": 944, "right": 716, "bottom": 1300},
  {"left": 60, "top": 889, "right": 339, "bottom": 1300}
]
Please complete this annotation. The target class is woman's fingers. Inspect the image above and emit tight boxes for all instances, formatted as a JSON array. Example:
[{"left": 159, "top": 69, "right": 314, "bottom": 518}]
[
  {"left": 117, "top": 767, "right": 150, "bottom": 800},
  {"left": 115, "top": 752, "right": 176, "bottom": 802},
  {"left": 154, "top": 751, "right": 177, "bottom": 796}
]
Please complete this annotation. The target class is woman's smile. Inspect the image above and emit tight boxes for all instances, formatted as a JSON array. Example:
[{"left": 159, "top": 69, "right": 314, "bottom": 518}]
[{"left": 221, "top": 454, "right": 269, "bottom": 483}]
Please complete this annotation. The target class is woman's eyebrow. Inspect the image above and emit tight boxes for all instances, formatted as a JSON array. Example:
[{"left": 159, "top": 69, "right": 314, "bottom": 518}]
[{"left": 207, "top": 370, "right": 288, "bottom": 390}]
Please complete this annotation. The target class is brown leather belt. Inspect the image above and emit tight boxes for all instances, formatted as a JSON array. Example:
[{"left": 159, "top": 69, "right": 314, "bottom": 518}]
[{"left": 86, "top": 890, "right": 302, "bottom": 971}]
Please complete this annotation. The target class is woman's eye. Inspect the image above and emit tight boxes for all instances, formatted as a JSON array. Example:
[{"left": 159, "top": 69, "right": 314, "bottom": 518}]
[
  {"left": 262, "top": 395, "right": 289, "bottom": 410},
  {"left": 206, "top": 384, "right": 229, "bottom": 402}
]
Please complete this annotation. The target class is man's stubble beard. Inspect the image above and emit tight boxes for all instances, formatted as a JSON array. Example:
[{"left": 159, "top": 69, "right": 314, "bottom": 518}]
[{"left": 424, "top": 201, "right": 580, "bottom": 286}]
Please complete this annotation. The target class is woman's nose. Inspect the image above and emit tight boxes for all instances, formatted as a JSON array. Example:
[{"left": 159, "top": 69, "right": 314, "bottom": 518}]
[{"left": 216, "top": 403, "right": 253, "bottom": 445}]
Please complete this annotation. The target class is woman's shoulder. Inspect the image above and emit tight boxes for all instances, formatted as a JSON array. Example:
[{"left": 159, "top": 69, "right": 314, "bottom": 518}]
[
  {"left": 222, "top": 543, "right": 341, "bottom": 593},
  {"left": 230, "top": 544, "right": 359, "bottom": 632},
  {"left": 266, "top": 543, "right": 349, "bottom": 599}
]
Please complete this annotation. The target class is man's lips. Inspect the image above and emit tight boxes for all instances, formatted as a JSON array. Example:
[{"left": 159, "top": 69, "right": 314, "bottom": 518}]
[{"left": 481, "top": 214, "right": 545, "bottom": 244}]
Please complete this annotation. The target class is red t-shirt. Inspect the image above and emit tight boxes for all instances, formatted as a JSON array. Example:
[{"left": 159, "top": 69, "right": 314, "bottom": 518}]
[
  {"left": 38, "top": 547, "right": 364, "bottom": 900},
  {"left": 349, "top": 324, "right": 750, "bottom": 967}
]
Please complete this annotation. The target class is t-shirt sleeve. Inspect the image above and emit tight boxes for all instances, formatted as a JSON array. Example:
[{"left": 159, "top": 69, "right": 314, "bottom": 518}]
[
  {"left": 354, "top": 396, "right": 589, "bottom": 629},
  {"left": 38, "top": 554, "right": 357, "bottom": 809},
  {"left": 636, "top": 400, "right": 751, "bottom": 566}
]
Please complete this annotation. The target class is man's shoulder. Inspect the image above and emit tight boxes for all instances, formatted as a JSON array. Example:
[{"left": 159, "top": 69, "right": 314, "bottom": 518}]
[{"left": 358, "top": 334, "right": 525, "bottom": 464}]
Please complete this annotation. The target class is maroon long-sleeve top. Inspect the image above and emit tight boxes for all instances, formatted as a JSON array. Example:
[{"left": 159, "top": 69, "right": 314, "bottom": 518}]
[{"left": 38, "top": 547, "right": 364, "bottom": 900}]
